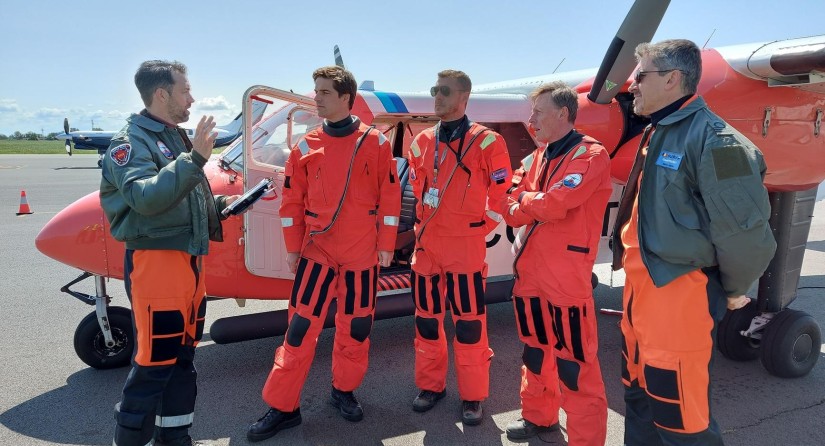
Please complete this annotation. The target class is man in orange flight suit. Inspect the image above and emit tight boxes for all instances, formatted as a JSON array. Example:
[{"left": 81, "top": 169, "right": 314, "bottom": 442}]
[
  {"left": 501, "top": 82, "right": 610, "bottom": 445},
  {"left": 407, "top": 69, "right": 512, "bottom": 426},
  {"left": 247, "top": 66, "right": 400, "bottom": 442},
  {"left": 613, "top": 40, "right": 775, "bottom": 445}
]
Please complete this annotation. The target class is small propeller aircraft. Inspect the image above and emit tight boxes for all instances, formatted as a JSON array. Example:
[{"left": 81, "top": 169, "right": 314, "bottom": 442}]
[
  {"left": 36, "top": 0, "right": 825, "bottom": 379},
  {"left": 54, "top": 101, "right": 267, "bottom": 167}
]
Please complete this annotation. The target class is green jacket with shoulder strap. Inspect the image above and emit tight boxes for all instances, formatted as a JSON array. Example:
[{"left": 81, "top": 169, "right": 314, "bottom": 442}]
[
  {"left": 611, "top": 96, "right": 776, "bottom": 297},
  {"left": 100, "top": 112, "right": 227, "bottom": 256}
]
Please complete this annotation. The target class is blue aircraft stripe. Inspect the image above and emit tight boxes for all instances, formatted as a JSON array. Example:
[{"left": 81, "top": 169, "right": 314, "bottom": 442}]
[{"left": 373, "top": 92, "right": 408, "bottom": 113}]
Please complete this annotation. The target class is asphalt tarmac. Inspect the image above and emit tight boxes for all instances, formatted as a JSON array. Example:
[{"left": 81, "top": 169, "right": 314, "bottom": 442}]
[{"left": 1, "top": 154, "right": 823, "bottom": 445}]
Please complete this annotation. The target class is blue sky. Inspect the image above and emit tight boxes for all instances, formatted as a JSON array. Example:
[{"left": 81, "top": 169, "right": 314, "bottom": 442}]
[{"left": 1, "top": 0, "right": 823, "bottom": 135}]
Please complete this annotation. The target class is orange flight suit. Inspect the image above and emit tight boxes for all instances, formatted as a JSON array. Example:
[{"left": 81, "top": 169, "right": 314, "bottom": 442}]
[
  {"left": 262, "top": 118, "right": 400, "bottom": 412},
  {"left": 502, "top": 131, "right": 610, "bottom": 446},
  {"left": 408, "top": 117, "right": 511, "bottom": 402},
  {"left": 617, "top": 125, "right": 725, "bottom": 445}
]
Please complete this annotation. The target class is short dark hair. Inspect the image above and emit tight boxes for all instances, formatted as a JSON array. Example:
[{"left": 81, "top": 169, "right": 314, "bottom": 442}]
[
  {"left": 635, "top": 39, "right": 702, "bottom": 95},
  {"left": 530, "top": 81, "right": 579, "bottom": 123},
  {"left": 313, "top": 66, "right": 358, "bottom": 109},
  {"left": 437, "top": 69, "right": 472, "bottom": 92},
  {"left": 134, "top": 60, "right": 187, "bottom": 107}
]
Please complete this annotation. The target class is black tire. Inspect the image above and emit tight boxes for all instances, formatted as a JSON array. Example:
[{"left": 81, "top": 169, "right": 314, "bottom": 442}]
[
  {"left": 73, "top": 306, "right": 134, "bottom": 369},
  {"left": 591, "top": 272, "right": 599, "bottom": 290},
  {"left": 97, "top": 159, "right": 103, "bottom": 168},
  {"left": 717, "top": 302, "right": 760, "bottom": 361},
  {"left": 760, "top": 309, "right": 821, "bottom": 378}
]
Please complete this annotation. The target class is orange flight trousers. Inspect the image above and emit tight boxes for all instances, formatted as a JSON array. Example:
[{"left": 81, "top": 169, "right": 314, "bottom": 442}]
[
  {"left": 620, "top": 198, "right": 725, "bottom": 445},
  {"left": 262, "top": 228, "right": 379, "bottom": 412},
  {"left": 411, "top": 234, "right": 493, "bottom": 402}
]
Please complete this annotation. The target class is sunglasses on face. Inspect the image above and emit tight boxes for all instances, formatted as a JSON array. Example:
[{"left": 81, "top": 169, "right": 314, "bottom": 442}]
[
  {"left": 633, "top": 69, "right": 678, "bottom": 84},
  {"left": 430, "top": 85, "right": 466, "bottom": 97}
]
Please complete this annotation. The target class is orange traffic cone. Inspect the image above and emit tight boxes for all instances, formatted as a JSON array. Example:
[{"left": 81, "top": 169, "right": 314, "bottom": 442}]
[{"left": 16, "top": 190, "right": 33, "bottom": 215}]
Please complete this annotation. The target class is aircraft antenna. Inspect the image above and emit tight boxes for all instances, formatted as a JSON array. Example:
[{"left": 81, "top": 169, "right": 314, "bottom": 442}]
[
  {"left": 552, "top": 58, "right": 566, "bottom": 74},
  {"left": 702, "top": 29, "right": 717, "bottom": 49}
]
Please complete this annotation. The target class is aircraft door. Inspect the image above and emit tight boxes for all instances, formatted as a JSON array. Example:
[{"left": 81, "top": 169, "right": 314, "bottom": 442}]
[{"left": 241, "top": 87, "right": 320, "bottom": 279}]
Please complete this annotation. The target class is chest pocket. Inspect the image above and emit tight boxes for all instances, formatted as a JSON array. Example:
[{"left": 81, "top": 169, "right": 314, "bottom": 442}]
[
  {"left": 303, "top": 152, "right": 328, "bottom": 207},
  {"left": 451, "top": 141, "right": 486, "bottom": 217},
  {"left": 352, "top": 148, "right": 379, "bottom": 205}
]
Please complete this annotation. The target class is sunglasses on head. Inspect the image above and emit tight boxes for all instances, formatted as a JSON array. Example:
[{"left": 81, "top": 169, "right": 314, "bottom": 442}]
[
  {"left": 430, "top": 85, "right": 466, "bottom": 97},
  {"left": 633, "top": 69, "right": 679, "bottom": 84}
]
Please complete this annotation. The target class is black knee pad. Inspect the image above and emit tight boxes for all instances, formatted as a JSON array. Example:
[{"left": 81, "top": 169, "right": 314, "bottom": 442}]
[
  {"left": 415, "top": 316, "right": 439, "bottom": 340},
  {"left": 350, "top": 315, "right": 373, "bottom": 342},
  {"left": 522, "top": 345, "right": 544, "bottom": 375},
  {"left": 556, "top": 357, "right": 581, "bottom": 391},
  {"left": 455, "top": 320, "right": 482, "bottom": 344},
  {"left": 286, "top": 314, "right": 311, "bottom": 347}
]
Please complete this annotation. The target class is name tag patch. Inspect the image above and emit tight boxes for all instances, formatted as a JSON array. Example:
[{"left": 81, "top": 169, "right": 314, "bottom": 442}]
[
  {"left": 656, "top": 150, "right": 683, "bottom": 170},
  {"left": 157, "top": 141, "right": 174, "bottom": 159},
  {"left": 491, "top": 167, "right": 507, "bottom": 184}
]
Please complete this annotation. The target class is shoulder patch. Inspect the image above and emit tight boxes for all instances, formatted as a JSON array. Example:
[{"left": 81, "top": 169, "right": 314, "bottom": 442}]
[
  {"left": 562, "top": 173, "right": 583, "bottom": 188},
  {"left": 110, "top": 144, "right": 131, "bottom": 166},
  {"left": 479, "top": 133, "right": 497, "bottom": 150},
  {"left": 157, "top": 141, "right": 174, "bottom": 159},
  {"left": 572, "top": 145, "right": 588, "bottom": 159}
]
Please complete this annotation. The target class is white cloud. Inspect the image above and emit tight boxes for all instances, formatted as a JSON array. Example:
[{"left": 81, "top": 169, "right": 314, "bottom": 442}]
[
  {"left": 195, "top": 95, "right": 234, "bottom": 112},
  {"left": 0, "top": 99, "right": 21, "bottom": 113},
  {"left": 32, "top": 108, "right": 66, "bottom": 119}
]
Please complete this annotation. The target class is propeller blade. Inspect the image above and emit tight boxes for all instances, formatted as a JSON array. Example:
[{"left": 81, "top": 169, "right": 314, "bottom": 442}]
[
  {"left": 588, "top": 0, "right": 670, "bottom": 104},
  {"left": 334, "top": 45, "right": 345, "bottom": 68},
  {"left": 63, "top": 117, "right": 70, "bottom": 135},
  {"left": 65, "top": 140, "right": 72, "bottom": 156}
]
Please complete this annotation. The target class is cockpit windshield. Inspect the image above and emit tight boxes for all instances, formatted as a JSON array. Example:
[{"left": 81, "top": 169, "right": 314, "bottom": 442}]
[{"left": 219, "top": 101, "right": 322, "bottom": 173}]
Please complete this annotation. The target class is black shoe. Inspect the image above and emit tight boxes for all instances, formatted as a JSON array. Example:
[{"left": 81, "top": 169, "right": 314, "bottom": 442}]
[
  {"left": 330, "top": 387, "right": 364, "bottom": 422},
  {"left": 412, "top": 389, "right": 447, "bottom": 413},
  {"left": 247, "top": 407, "right": 302, "bottom": 442},
  {"left": 505, "top": 418, "right": 559, "bottom": 440},
  {"left": 155, "top": 436, "right": 211, "bottom": 446},
  {"left": 461, "top": 400, "right": 483, "bottom": 426}
]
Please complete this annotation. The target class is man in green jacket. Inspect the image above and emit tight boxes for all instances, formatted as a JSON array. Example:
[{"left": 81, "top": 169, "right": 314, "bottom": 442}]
[
  {"left": 611, "top": 39, "right": 776, "bottom": 446},
  {"left": 101, "top": 60, "right": 236, "bottom": 446}
]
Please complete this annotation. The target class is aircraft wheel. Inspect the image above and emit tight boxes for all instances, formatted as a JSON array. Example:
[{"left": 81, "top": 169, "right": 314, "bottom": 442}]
[
  {"left": 74, "top": 306, "right": 134, "bottom": 369},
  {"left": 97, "top": 159, "right": 103, "bottom": 168},
  {"left": 591, "top": 272, "right": 599, "bottom": 290},
  {"left": 717, "top": 301, "right": 760, "bottom": 361},
  {"left": 760, "top": 309, "right": 821, "bottom": 378}
]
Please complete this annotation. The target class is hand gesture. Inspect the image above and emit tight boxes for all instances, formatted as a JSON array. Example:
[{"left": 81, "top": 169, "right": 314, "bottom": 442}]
[{"left": 193, "top": 115, "right": 217, "bottom": 160}]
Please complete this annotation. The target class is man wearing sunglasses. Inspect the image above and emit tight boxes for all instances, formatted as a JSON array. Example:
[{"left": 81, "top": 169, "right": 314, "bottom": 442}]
[
  {"left": 612, "top": 39, "right": 775, "bottom": 446},
  {"left": 500, "top": 81, "right": 611, "bottom": 445},
  {"left": 406, "top": 69, "right": 512, "bottom": 426}
]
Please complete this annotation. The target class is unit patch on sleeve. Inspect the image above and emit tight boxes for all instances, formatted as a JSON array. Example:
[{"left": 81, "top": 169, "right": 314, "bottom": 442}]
[
  {"left": 110, "top": 144, "right": 132, "bottom": 166},
  {"left": 491, "top": 167, "right": 508, "bottom": 184},
  {"left": 157, "top": 141, "right": 174, "bottom": 159},
  {"left": 562, "top": 173, "right": 583, "bottom": 188}
]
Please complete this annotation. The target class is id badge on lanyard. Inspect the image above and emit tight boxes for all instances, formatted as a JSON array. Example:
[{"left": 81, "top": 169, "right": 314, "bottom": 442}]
[{"left": 426, "top": 120, "right": 467, "bottom": 208}]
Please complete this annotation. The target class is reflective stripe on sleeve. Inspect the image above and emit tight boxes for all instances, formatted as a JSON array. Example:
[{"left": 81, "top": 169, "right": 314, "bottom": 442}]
[
  {"left": 384, "top": 216, "right": 400, "bottom": 226},
  {"left": 281, "top": 217, "right": 294, "bottom": 227},
  {"left": 479, "top": 133, "right": 497, "bottom": 150},
  {"left": 486, "top": 210, "right": 503, "bottom": 223},
  {"left": 155, "top": 412, "right": 194, "bottom": 428},
  {"left": 298, "top": 140, "right": 310, "bottom": 155},
  {"left": 410, "top": 141, "right": 421, "bottom": 158}
]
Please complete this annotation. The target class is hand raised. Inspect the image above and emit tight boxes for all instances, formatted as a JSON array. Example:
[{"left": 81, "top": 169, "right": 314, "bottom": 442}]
[{"left": 193, "top": 115, "right": 217, "bottom": 160}]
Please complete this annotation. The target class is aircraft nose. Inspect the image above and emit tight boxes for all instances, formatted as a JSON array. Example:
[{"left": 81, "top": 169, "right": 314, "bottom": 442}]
[{"left": 35, "top": 191, "right": 112, "bottom": 277}]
